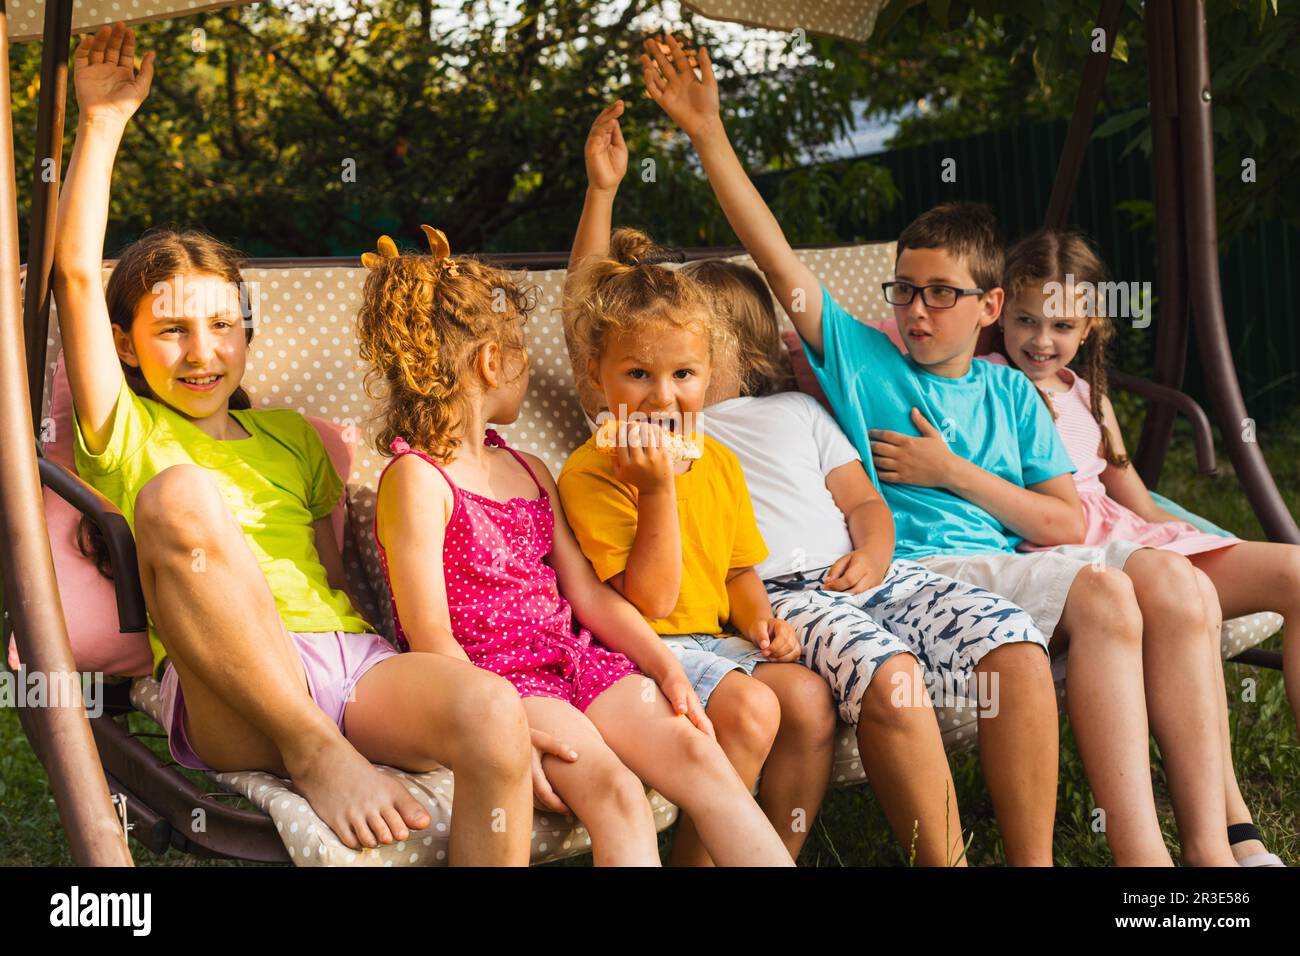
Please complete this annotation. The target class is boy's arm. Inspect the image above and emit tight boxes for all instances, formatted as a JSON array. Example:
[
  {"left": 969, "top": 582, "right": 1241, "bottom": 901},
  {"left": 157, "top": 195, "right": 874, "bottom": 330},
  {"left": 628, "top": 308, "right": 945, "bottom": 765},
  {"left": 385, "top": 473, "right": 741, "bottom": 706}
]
[
  {"left": 1095, "top": 394, "right": 1183, "bottom": 523},
  {"left": 871, "top": 406, "right": 1086, "bottom": 545},
  {"left": 944, "top": 468, "right": 1086, "bottom": 546},
  {"left": 642, "top": 35, "right": 825, "bottom": 354},
  {"left": 822, "top": 460, "right": 894, "bottom": 592}
]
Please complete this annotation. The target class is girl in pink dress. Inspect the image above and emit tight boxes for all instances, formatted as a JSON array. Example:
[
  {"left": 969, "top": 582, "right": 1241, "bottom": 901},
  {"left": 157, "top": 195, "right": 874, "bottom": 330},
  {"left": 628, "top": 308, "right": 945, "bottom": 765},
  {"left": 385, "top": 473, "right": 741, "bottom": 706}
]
[
  {"left": 988, "top": 228, "right": 1292, "bottom": 866},
  {"left": 355, "top": 229, "right": 791, "bottom": 866}
]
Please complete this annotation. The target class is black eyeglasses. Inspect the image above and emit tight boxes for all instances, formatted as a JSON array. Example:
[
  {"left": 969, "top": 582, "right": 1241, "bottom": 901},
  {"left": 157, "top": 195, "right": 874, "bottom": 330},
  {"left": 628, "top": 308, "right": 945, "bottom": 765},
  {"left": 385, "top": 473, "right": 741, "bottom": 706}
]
[{"left": 882, "top": 281, "right": 986, "bottom": 309}]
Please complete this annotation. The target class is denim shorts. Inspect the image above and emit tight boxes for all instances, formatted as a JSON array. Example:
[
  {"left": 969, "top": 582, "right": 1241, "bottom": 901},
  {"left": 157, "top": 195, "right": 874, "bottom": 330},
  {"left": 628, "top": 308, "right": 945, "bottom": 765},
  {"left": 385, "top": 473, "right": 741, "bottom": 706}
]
[{"left": 660, "top": 633, "right": 772, "bottom": 708}]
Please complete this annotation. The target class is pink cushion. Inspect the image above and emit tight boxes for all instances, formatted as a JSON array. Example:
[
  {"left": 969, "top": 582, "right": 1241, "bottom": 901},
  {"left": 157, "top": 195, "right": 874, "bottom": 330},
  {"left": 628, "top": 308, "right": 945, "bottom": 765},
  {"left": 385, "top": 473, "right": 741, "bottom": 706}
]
[
  {"left": 7, "top": 353, "right": 355, "bottom": 676},
  {"left": 783, "top": 315, "right": 906, "bottom": 411}
]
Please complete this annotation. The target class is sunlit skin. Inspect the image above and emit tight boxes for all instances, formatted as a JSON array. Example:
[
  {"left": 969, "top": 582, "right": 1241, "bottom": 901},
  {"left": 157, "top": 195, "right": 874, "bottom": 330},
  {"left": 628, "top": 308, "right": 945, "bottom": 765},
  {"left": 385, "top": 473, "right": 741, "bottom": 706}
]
[
  {"left": 892, "top": 247, "right": 1003, "bottom": 379},
  {"left": 114, "top": 272, "right": 252, "bottom": 440},
  {"left": 1000, "top": 285, "right": 1091, "bottom": 394}
]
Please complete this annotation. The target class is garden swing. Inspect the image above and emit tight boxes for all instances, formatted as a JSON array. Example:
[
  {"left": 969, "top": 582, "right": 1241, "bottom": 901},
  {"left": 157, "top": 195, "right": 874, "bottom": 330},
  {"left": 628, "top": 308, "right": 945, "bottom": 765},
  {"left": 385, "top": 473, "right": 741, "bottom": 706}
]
[{"left": 0, "top": 0, "right": 1292, "bottom": 866}]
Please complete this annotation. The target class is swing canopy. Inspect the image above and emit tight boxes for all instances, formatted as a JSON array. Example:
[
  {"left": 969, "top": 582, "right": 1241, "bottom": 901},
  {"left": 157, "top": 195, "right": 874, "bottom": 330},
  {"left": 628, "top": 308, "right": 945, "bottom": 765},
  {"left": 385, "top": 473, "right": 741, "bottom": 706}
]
[{"left": 0, "top": 0, "right": 1292, "bottom": 867}]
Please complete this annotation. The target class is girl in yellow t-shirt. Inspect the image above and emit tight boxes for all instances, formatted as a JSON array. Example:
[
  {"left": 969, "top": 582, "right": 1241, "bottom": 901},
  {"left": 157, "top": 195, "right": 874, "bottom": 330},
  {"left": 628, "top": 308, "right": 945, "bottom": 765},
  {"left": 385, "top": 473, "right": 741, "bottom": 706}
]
[
  {"left": 53, "top": 23, "right": 536, "bottom": 862},
  {"left": 559, "top": 132, "right": 836, "bottom": 863}
]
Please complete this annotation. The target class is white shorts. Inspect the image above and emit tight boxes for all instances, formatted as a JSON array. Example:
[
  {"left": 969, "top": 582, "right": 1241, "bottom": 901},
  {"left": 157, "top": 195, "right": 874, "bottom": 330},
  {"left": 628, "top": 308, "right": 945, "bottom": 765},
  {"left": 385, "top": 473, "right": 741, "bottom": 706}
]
[{"left": 914, "top": 540, "right": 1143, "bottom": 640}]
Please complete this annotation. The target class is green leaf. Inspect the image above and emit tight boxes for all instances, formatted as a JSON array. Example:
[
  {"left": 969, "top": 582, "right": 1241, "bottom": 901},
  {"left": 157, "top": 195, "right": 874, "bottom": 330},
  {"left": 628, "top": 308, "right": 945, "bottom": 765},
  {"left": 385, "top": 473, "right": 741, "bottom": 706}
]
[
  {"left": 1091, "top": 106, "right": 1146, "bottom": 140},
  {"left": 1240, "top": 109, "right": 1267, "bottom": 146},
  {"left": 1112, "top": 32, "right": 1129, "bottom": 64}
]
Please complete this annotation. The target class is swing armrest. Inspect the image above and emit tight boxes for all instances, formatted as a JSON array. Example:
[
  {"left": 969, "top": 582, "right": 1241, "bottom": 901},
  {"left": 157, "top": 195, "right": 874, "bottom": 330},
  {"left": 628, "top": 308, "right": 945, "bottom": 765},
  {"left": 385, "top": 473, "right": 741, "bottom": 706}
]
[
  {"left": 38, "top": 452, "right": 149, "bottom": 634},
  {"left": 1107, "top": 371, "right": 1217, "bottom": 475}
]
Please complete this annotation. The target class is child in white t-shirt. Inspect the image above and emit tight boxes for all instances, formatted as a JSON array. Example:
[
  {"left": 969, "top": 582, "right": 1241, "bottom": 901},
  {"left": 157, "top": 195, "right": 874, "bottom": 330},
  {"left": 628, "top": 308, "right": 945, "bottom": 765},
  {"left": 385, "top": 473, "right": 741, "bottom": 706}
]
[{"left": 681, "top": 258, "right": 1062, "bottom": 867}]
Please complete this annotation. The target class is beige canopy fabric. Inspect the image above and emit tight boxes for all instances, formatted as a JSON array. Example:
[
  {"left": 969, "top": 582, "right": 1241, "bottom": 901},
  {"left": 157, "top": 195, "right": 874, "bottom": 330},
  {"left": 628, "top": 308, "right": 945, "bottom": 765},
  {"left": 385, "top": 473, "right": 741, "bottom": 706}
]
[
  {"left": 7, "top": 0, "right": 251, "bottom": 42},
  {"left": 7, "top": 0, "right": 887, "bottom": 44},
  {"left": 681, "top": 0, "right": 886, "bottom": 43}
]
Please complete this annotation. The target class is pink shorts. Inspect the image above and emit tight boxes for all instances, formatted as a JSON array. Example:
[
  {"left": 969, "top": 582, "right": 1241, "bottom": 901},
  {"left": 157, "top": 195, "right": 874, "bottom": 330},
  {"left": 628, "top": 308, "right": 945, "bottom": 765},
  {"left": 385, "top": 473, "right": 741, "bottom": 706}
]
[{"left": 157, "top": 630, "right": 400, "bottom": 771}]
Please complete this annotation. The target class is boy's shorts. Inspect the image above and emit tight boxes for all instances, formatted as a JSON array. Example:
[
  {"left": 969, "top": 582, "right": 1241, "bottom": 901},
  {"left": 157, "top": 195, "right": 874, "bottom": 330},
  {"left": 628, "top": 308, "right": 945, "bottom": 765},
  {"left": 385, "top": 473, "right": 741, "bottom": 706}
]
[
  {"left": 766, "top": 559, "right": 1047, "bottom": 725},
  {"left": 914, "top": 540, "right": 1143, "bottom": 640},
  {"left": 660, "top": 633, "right": 773, "bottom": 708},
  {"left": 158, "top": 630, "right": 399, "bottom": 771}
]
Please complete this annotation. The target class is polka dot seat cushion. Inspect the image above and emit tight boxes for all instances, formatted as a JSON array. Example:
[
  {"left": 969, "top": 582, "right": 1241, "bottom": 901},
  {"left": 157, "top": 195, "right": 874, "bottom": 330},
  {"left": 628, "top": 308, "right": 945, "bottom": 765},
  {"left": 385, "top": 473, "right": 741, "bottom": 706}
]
[
  {"left": 126, "top": 676, "right": 678, "bottom": 866},
  {"left": 42, "top": 243, "right": 1282, "bottom": 865}
]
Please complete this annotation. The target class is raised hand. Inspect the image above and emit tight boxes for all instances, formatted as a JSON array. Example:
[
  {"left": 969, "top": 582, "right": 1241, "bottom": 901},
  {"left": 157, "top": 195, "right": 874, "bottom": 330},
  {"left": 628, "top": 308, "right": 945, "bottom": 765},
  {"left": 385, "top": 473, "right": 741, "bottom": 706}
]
[
  {"left": 73, "top": 23, "right": 155, "bottom": 128},
  {"left": 585, "top": 100, "right": 629, "bottom": 193},
  {"left": 640, "top": 32, "right": 720, "bottom": 140}
]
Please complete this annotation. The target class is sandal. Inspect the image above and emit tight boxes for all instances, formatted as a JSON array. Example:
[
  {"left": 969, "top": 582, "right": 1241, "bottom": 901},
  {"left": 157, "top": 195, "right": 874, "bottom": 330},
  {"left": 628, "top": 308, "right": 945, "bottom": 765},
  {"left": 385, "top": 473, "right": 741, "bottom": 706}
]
[{"left": 1229, "top": 822, "right": 1286, "bottom": 867}]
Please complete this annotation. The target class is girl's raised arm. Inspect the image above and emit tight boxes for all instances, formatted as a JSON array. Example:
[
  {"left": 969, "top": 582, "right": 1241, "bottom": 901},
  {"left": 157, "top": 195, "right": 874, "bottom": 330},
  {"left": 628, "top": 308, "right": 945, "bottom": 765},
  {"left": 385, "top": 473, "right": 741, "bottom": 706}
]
[
  {"left": 566, "top": 101, "right": 628, "bottom": 274},
  {"left": 562, "top": 101, "right": 628, "bottom": 419},
  {"left": 53, "top": 24, "right": 154, "bottom": 455}
]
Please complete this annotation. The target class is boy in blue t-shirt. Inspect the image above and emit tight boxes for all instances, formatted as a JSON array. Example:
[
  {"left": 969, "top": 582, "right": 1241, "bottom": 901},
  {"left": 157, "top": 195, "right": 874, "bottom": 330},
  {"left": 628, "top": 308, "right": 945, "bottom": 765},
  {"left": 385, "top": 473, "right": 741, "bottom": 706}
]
[{"left": 644, "top": 30, "right": 1192, "bottom": 865}]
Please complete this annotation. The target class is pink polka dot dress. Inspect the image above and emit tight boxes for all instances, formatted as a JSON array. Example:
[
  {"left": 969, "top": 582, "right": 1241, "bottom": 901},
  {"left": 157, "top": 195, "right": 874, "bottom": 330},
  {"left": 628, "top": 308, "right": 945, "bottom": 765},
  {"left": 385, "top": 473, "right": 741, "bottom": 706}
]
[{"left": 374, "top": 429, "right": 639, "bottom": 711}]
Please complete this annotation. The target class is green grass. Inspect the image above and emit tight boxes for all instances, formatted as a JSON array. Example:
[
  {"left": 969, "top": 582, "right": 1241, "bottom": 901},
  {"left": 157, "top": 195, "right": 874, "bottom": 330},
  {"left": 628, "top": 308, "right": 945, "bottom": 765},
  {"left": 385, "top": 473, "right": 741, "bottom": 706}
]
[{"left": 3, "top": 406, "right": 1298, "bottom": 867}]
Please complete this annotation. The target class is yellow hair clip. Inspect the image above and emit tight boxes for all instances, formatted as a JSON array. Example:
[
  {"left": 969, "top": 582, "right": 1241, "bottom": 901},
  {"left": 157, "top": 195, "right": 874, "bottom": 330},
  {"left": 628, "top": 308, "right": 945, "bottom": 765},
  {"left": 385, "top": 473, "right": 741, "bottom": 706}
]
[
  {"left": 421, "top": 224, "right": 460, "bottom": 277},
  {"left": 361, "top": 226, "right": 461, "bottom": 278},
  {"left": 360, "top": 234, "right": 399, "bottom": 270}
]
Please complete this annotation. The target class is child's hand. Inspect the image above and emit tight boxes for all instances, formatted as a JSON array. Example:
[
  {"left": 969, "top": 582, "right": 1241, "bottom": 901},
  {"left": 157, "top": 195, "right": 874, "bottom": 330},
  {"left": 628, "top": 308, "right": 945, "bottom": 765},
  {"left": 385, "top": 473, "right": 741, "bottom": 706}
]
[
  {"left": 654, "top": 669, "right": 716, "bottom": 741},
  {"left": 870, "top": 407, "right": 961, "bottom": 488},
  {"left": 585, "top": 100, "right": 629, "bottom": 193},
  {"left": 73, "top": 23, "right": 155, "bottom": 128},
  {"left": 747, "top": 617, "right": 801, "bottom": 663},
  {"left": 822, "top": 549, "right": 888, "bottom": 594},
  {"left": 613, "top": 421, "right": 675, "bottom": 494},
  {"left": 641, "top": 32, "right": 720, "bottom": 141},
  {"left": 529, "top": 728, "right": 578, "bottom": 814}
]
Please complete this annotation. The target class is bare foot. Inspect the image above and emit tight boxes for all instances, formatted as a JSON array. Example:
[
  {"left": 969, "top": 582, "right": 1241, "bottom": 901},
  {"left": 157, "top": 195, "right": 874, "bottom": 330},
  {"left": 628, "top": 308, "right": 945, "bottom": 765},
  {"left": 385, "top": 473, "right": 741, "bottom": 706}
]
[{"left": 284, "top": 735, "right": 431, "bottom": 849}]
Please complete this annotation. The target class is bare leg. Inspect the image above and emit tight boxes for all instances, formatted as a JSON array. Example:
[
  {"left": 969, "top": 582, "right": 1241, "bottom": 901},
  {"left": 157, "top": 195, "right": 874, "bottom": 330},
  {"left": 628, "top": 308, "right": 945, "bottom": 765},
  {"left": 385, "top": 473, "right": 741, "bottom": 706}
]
[
  {"left": 667, "top": 671, "right": 779, "bottom": 866},
  {"left": 1190, "top": 542, "right": 1300, "bottom": 732},
  {"left": 586, "top": 675, "right": 796, "bottom": 866},
  {"left": 1183, "top": 567, "right": 1264, "bottom": 862},
  {"left": 746, "top": 662, "right": 837, "bottom": 859},
  {"left": 973, "top": 642, "right": 1057, "bottom": 866},
  {"left": 134, "top": 465, "right": 429, "bottom": 849},
  {"left": 1123, "top": 550, "right": 1235, "bottom": 866},
  {"left": 342, "top": 654, "right": 533, "bottom": 865},
  {"left": 1053, "top": 566, "right": 1172, "bottom": 866},
  {"left": 855, "top": 653, "right": 967, "bottom": 866},
  {"left": 521, "top": 696, "right": 660, "bottom": 866}
]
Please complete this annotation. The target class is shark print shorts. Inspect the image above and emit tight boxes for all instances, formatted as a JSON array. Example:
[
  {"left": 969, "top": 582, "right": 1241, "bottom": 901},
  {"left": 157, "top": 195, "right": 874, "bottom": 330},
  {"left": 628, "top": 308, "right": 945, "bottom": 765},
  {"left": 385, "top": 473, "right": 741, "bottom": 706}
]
[{"left": 765, "top": 559, "right": 1048, "bottom": 725}]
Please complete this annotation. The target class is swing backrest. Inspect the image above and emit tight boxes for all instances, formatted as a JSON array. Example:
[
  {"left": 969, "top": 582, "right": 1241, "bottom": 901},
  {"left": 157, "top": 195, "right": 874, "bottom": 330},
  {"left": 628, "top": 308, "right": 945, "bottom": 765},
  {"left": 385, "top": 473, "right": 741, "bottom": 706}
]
[{"left": 38, "top": 242, "right": 900, "bottom": 645}]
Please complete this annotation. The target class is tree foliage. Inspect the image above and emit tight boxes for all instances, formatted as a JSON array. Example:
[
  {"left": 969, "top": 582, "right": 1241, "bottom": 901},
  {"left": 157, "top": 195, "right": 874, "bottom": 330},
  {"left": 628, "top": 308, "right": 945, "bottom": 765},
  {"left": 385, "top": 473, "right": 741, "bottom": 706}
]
[{"left": 7, "top": 0, "right": 1293, "bottom": 257}]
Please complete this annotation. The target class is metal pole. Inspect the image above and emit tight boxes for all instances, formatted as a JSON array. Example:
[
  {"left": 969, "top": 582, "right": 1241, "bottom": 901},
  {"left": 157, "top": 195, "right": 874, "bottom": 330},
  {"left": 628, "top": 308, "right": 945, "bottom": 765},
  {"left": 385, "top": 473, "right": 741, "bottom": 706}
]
[
  {"left": 1043, "top": 0, "right": 1124, "bottom": 229},
  {"left": 22, "top": 0, "right": 72, "bottom": 428},
  {"left": 1133, "top": 0, "right": 1190, "bottom": 487},
  {"left": 0, "top": 0, "right": 134, "bottom": 865},
  {"left": 1174, "top": 0, "right": 1299, "bottom": 542}
]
